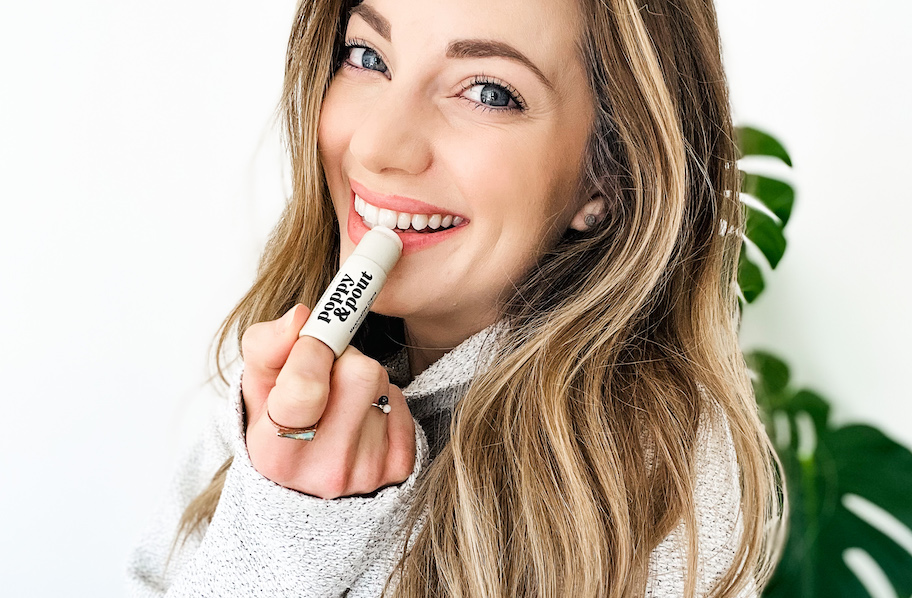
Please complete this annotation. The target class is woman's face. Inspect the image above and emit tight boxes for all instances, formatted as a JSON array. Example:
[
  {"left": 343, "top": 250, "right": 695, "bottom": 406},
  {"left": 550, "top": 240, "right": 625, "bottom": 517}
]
[{"left": 318, "top": 0, "right": 594, "bottom": 345}]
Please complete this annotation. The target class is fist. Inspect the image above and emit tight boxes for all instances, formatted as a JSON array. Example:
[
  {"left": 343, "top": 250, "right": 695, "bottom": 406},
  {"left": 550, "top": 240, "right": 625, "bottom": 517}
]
[{"left": 240, "top": 304, "right": 416, "bottom": 498}]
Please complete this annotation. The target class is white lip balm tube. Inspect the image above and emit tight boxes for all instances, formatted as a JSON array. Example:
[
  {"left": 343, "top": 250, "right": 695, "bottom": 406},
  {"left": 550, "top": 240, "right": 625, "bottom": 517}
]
[{"left": 298, "top": 226, "right": 402, "bottom": 358}]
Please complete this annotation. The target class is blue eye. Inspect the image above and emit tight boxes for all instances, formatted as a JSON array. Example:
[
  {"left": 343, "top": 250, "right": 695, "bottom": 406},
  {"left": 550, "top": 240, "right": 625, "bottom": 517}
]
[
  {"left": 340, "top": 41, "right": 526, "bottom": 113},
  {"left": 462, "top": 78, "right": 526, "bottom": 112},
  {"left": 345, "top": 45, "right": 388, "bottom": 74},
  {"left": 466, "top": 83, "right": 514, "bottom": 108}
]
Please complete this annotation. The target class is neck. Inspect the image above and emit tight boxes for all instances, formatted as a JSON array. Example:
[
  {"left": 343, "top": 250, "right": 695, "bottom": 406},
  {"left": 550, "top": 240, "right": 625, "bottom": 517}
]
[{"left": 403, "top": 312, "right": 496, "bottom": 378}]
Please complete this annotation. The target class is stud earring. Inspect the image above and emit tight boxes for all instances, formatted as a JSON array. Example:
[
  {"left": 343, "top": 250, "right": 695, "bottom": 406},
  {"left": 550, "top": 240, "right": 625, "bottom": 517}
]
[{"left": 584, "top": 213, "right": 597, "bottom": 228}]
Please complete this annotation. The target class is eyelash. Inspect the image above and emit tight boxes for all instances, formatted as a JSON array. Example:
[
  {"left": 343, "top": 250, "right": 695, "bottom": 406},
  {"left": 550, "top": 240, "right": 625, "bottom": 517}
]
[{"left": 340, "top": 39, "right": 527, "bottom": 114}]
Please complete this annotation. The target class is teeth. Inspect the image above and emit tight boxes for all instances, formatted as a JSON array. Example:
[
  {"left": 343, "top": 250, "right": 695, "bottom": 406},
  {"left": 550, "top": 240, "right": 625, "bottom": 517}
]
[
  {"left": 378, "top": 208, "right": 398, "bottom": 229},
  {"left": 363, "top": 202, "right": 379, "bottom": 227},
  {"left": 411, "top": 214, "right": 428, "bottom": 230},
  {"left": 353, "top": 192, "right": 464, "bottom": 231}
]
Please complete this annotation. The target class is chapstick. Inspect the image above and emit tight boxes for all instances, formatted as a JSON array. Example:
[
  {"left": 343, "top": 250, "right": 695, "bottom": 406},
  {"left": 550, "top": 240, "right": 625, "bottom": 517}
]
[{"left": 298, "top": 226, "right": 403, "bottom": 357}]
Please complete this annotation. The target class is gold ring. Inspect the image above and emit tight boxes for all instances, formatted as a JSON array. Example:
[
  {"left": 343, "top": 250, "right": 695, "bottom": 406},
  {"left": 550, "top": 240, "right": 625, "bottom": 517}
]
[{"left": 266, "top": 408, "right": 318, "bottom": 441}]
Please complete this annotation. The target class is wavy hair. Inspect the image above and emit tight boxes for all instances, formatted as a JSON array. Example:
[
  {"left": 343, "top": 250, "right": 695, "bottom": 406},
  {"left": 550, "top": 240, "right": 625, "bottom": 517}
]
[{"left": 179, "top": 0, "right": 787, "bottom": 596}]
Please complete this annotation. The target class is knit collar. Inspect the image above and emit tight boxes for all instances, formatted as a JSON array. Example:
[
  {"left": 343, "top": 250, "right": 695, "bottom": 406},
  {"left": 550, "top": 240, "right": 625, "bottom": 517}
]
[{"left": 385, "top": 322, "right": 503, "bottom": 419}]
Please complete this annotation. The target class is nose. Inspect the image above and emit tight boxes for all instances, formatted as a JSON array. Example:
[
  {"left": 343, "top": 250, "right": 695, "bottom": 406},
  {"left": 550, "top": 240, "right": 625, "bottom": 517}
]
[{"left": 348, "top": 80, "right": 433, "bottom": 176}]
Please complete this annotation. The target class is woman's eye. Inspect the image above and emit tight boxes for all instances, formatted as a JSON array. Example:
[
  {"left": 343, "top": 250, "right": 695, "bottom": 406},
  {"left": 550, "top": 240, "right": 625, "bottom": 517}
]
[
  {"left": 346, "top": 46, "right": 388, "bottom": 74},
  {"left": 341, "top": 45, "right": 524, "bottom": 112},
  {"left": 461, "top": 80, "right": 525, "bottom": 113},
  {"left": 463, "top": 82, "right": 521, "bottom": 110}
]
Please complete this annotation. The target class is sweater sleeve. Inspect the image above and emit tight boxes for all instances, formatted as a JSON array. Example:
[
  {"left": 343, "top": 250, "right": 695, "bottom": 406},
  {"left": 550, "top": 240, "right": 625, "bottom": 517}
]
[
  {"left": 645, "top": 402, "right": 758, "bottom": 598},
  {"left": 126, "top": 390, "right": 234, "bottom": 598},
  {"left": 128, "top": 364, "right": 431, "bottom": 598}
]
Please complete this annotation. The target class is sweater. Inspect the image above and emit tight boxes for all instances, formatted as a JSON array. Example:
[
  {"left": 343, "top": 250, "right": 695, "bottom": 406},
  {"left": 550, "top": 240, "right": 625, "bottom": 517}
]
[{"left": 126, "top": 324, "right": 756, "bottom": 597}]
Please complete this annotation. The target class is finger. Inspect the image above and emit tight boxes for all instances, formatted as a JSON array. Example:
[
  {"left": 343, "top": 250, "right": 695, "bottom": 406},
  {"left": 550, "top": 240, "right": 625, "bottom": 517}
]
[
  {"left": 305, "top": 345, "right": 390, "bottom": 486},
  {"left": 346, "top": 397, "right": 392, "bottom": 495},
  {"left": 241, "top": 304, "right": 310, "bottom": 404},
  {"left": 381, "top": 387, "right": 416, "bottom": 483},
  {"left": 319, "top": 345, "right": 391, "bottom": 438},
  {"left": 347, "top": 385, "right": 412, "bottom": 494},
  {"left": 263, "top": 346, "right": 390, "bottom": 498},
  {"left": 266, "top": 335, "right": 336, "bottom": 429}
]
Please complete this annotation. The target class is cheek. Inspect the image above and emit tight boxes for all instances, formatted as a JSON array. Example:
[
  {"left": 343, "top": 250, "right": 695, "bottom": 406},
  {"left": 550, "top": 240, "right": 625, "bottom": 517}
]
[
  {"left": 443, "top": 127, "right": 578, "bottom": 233},
  {"left": 446, "top": 131, "right": 537, "bottom": 206},
  {"left": 317, "top": 83, "right": 354, "bottom": 164},
  {"left": 431, "top": 136, "right": 562, "bottom": 291},
  {"left": 318, "top": 81, "right": 363, "bottom": 233}
]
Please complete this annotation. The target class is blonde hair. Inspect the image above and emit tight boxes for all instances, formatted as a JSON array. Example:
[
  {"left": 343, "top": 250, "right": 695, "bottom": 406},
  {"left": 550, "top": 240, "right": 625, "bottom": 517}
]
[{"left": 179, "top": 0, "right": 788, "bottom": 596}]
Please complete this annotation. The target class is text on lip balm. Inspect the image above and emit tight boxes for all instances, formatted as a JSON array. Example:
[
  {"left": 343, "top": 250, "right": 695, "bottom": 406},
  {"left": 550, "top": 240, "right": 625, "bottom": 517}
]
[{"left": 317, "top": 271, "right": 374, "bottom": 323}]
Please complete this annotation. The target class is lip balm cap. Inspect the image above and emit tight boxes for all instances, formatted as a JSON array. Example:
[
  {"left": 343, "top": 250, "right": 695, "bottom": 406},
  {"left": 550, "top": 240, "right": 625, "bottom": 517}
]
[{"left": 353, "top": 226, "right": 402, "bottom": 274}]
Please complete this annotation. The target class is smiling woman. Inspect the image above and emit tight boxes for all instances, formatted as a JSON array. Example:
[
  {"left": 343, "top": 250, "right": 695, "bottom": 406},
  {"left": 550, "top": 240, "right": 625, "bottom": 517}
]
[
  {"left": 321, "top": 0, "right": 596, "bottom": 356},
  {"left": 127, "top": 0, "right": 787, "bottom": 596}
]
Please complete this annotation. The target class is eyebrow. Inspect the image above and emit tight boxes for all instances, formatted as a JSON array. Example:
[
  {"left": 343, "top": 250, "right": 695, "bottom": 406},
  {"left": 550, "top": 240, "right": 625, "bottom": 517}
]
[
  {"left": 350, "top": 4, "right": 390, "bottom": 42},
  {"left": 348, "top": 4, "right": 554, "bottom": 91}
]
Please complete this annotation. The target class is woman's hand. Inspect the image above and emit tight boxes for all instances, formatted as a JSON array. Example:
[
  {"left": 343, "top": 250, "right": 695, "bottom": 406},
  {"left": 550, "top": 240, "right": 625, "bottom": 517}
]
[{"left": 241, "top": 304, "right": 416, "bottom": 498}]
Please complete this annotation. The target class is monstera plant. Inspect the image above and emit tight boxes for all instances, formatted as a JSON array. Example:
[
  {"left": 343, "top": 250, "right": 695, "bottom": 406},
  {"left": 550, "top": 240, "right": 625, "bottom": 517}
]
[{"left": 735, "top": 126, "right": 912, "bottom": 598}]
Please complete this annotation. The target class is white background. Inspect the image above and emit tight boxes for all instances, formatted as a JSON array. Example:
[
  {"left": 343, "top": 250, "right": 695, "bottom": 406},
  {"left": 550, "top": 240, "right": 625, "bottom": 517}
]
[{"left": 0, "top": 1, "right": 909, "bottom": 596}]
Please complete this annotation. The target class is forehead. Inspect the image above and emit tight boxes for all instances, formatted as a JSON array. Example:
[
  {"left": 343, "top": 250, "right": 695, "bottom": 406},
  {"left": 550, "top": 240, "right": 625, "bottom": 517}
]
[{"left": 355, "top": 0, "right": 584, "bottom": 76}]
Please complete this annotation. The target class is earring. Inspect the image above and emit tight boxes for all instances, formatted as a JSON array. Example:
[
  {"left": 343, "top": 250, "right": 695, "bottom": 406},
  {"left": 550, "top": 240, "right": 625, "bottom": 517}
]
[
  {"left": 586, "top": 194, "right": 619, "bottom": 229},
  {"left": 569, "top": 195, "right": 611, "bottom": 232}
]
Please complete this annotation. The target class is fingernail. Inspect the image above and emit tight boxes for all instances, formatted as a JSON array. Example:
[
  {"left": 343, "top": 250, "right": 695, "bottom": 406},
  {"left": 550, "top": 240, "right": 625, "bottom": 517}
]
[{"left": 277, "top": 304, "right": 299, "bottom": 334}]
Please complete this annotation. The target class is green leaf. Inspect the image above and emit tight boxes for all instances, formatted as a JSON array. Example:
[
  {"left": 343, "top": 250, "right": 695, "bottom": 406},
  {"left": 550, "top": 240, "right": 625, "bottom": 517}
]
[
  {"left": 834, "top": 511, "right": 912, "bottom": 598},
  {"left": 738, "top": 252, "right": 765, "bottom": 303},
  {"left": 788, "top": 390, "right": 831, "bottom": 434},
  {"left": 833, "top": 425, "right": 912, "bottom": 597},
  {"left": 830, "top": 426, "right": 912, "bottom": 532},
  {"left": 745, "top": 206, "right": 787, "bottom": 269},
  {"left": 746, "top": 351, "right": 791, "bottom": 398},
  {"left": 742, "top": 172, "right": 795, "bottom": 226},
  {"left": 736, "top": 126, "right": 793, "bottom": 166},
  {"left": 748, "top": 360, "right": 912, "bottom": 598}
]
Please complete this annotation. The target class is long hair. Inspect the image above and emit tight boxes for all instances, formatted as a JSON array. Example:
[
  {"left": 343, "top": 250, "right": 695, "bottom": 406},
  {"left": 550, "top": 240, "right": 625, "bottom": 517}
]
[{"left": 179, "top": 0, "right": 787, "bottom": 596}]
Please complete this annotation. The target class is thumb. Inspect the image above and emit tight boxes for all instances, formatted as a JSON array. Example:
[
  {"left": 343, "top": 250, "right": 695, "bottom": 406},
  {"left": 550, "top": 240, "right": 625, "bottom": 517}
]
[
  {"left": 270, "top": 303, "right": 312, "bottom": 361},
  {"left": 241, "top": 304, "right": 311, "bottom": 401}
]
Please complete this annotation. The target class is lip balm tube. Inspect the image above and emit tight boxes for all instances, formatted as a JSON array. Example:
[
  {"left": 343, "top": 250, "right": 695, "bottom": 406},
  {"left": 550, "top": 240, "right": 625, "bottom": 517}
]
[{"left": 298, "top": 226, "right": 402, "bottom": 357}]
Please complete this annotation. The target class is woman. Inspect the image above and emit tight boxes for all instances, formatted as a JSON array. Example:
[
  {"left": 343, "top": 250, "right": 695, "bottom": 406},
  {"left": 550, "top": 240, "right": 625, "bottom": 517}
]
[{"left": 128, "top": 0, "right": 787, "bottom": 596}]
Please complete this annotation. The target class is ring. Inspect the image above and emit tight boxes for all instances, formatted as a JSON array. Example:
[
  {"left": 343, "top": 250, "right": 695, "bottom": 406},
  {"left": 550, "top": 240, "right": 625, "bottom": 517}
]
[
  {"left": 266, "top": 408, "right": 318, "bottom": 441},
  {"left": 371, "top": 395, "right": 391, "bottom": 414}
]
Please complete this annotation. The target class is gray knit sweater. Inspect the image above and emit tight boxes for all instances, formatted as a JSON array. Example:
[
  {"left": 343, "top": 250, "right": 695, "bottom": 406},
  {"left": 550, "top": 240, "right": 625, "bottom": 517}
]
[{"left": 127, "top": 326, "right": 755, "bottom": 597}]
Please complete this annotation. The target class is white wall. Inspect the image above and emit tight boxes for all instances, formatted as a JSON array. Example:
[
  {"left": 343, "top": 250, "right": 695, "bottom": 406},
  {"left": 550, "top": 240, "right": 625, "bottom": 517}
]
[
  {"left": 720, "top": 0, "right": 912, "bottom": 448},
  {"left": 0, "top": 2, "right": 297, "bottom": 595},
  {"left": 717, "top": 3, "right": 912, "bottom": 595},
  {"left": 0, "top": 1, "right": 908, "bottom": 596}
]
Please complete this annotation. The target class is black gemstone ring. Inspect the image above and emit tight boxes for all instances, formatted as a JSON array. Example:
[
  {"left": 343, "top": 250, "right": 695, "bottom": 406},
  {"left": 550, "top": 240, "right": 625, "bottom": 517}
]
[{"left": 371, "top": 395, "right": 391, "bottom": 414}]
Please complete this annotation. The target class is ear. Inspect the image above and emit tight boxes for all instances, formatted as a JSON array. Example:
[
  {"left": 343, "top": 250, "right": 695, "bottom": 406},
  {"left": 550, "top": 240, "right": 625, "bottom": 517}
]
[{"left": 568, "top": 196, "right": 608, "bottom": 232}]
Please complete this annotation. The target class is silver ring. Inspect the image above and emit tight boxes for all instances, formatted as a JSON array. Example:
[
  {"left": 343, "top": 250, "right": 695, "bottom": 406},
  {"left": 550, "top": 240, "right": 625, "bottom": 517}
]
[{"left": 371, "top": 395, "right": 391, "bottom": 414}]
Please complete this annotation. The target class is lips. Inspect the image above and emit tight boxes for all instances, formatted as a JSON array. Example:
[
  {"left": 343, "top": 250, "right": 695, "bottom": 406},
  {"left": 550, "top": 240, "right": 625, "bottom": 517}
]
[{"left": 346, "top": 179, "right": 468, "bottom": 254}]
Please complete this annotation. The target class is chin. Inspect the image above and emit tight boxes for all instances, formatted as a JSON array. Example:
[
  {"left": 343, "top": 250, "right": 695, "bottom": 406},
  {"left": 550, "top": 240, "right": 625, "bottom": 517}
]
[{"left": 368, "top": 290, "right": 408, "bottom": 320}]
